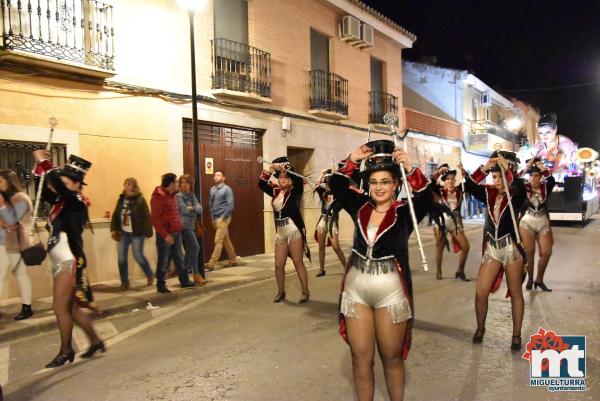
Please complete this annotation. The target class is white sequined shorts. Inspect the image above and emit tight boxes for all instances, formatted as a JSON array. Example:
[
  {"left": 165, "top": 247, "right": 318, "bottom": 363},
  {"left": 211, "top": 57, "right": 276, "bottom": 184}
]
[
  {"left": 341, "top": 259, "right": 412, "bottom": 324},
  {"left": 48, "top": 232, "right": 75, "bottom": 278},
  {"left": 316, "top": 215, "right": 339, "bottom": 236},
  {"left": 275, "top": 219, "right": 303, "bottom": 245},
  {"left": 444, "top": 211, "right": 464, "bottom": 234},
  {"left": 483, "top": 236, "right": 523, "bottom": 266},
  {"left": 520, "top": 211, "right": 551, "bottom": 235}
]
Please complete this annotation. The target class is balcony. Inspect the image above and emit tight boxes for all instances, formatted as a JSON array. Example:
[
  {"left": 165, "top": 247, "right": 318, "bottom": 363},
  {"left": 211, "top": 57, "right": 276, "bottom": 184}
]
[
  {"left": 211, "top": 38, "right": 271, "bottom": 103},
  {"left": 308, "top": 70, "right": 348, "bottom": 119},
  {"left": 467, "top": 119, "right": 519, "bottom": 153},
  {"left": 369, "top": 91, "right": 398, "bottom": 125},
  {"left": 0, "top": 0, "right": 115, "bottom": 78}
]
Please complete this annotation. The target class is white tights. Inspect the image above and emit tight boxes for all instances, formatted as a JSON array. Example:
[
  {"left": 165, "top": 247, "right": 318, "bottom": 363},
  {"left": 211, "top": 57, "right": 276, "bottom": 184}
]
[{"left": 0, "top": 245, "right": 33, "bottom": 305}]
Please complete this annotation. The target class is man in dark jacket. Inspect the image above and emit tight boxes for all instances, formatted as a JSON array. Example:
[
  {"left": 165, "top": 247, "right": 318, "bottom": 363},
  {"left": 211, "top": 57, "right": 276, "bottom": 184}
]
[{"left": 151, "top": 173, "right": 196, "bottom": 293}]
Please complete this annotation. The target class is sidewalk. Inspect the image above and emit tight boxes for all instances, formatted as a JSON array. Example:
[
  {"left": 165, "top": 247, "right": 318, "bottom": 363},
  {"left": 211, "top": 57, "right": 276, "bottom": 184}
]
[{"left": 0, "top": 222, "right": 483, "bottom": 343}]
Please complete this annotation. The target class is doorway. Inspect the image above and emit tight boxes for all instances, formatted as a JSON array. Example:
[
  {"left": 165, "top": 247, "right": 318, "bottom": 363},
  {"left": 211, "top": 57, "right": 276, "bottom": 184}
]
[{"left": 182, "top": 119, "right": 265, "bottom": 259}]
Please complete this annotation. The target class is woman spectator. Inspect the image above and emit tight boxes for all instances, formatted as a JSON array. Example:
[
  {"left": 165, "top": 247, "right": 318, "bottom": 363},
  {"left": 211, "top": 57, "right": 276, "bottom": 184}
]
[
  {"left": 176, "top": 175, "right": 209, "bottom": 285},
  {"left": 110, "top": 178, "right": 154, "bottom": 290},
  {"left": 0, "top": 170, "right": 35, "bottom": 320}
]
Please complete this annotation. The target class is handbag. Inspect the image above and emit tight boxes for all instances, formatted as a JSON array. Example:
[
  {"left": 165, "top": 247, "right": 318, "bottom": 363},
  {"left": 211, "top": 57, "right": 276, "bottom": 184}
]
[
  {"left": 20, "top": 241, "right": 47, "bottom": 266},
  {"left": 11, "top": 207, "right": 47, "bottom": 267}
]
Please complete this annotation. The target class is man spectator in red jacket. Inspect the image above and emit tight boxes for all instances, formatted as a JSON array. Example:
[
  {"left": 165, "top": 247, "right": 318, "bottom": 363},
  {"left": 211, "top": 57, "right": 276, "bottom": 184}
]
[{"left": 151, "top": 173, "right": 196, "bottom": 293}]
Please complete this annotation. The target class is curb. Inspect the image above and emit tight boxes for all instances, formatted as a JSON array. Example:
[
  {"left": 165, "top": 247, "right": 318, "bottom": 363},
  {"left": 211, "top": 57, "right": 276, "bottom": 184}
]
[{"left": 0, "top": 276, "right": 260, "bottom": 343}]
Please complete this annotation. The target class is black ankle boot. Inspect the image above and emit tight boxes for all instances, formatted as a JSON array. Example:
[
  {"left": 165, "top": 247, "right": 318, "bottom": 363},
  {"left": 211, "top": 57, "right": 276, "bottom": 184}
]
[
  {"left": 14, "top": 304, "right": 34, "bottom": 321},
  {"left": 45, "top": 350, "right": 75, "bottom": 368},
  {"left": 472, "top": 328, "right": 485, "bottom": 344},
  {"left": 81, "top": 341, "right": 106, "bottom": 358}
]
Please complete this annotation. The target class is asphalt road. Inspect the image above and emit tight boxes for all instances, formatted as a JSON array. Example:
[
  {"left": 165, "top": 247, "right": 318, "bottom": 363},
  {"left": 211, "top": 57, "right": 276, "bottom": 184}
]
[{"left": 3, "top": 218, "right": 599, "bottom": 401}]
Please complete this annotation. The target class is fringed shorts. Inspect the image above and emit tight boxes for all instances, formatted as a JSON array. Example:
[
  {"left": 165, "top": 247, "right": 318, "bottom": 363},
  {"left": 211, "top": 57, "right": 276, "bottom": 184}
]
[
  {"left": 48, "top": 232, "right": 75, "bottom": 278},
  {"left": 520, "top": 210, "right": 551, "bottom": 236},
  {"left": 483, "top": 235, "right": 522, "bottom": 266},
  {"left": 444, "top": 211, "right": 464, "bottom": 234},
  {"left": 340, "top": 254, "right": 412, "bottom": 324},
  {"left": 275, "top": 218, "right": 303, "bottom": 245},
  {"left": 316, "top": 214, "right": 339, "bottom": 236}
]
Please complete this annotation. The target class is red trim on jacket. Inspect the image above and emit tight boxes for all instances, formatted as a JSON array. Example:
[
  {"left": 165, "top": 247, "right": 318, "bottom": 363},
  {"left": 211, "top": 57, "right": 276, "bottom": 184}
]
[
  {"left": 440, "top": 186, "right": 462, "bottom": 210},
  {"left": 405, "top": 167, "right": 428, "bottom": 192},
  {"left": 338, "top": 158, "right": 359, "bottom": 176},
  {"left": 33, "top": 159, "right": 53, "bottom": 176},
  {"left": 470, "top": 166, "right": 487, "bottom": 183}
]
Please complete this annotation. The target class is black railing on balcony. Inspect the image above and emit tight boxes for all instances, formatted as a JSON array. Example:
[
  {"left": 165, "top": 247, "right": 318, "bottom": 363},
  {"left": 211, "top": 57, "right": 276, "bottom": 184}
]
[
  {"left": 211, "top": 38, "right": 271, "bottom": 98},
  {"left": 309, "top": 70, "right": 348, "bottom": 115},
  {"left": 369, "top": 91, "right": 398, "bottom": 124},
  {"left": 0, "top": 0, "right": 114, "bottom": 71}
]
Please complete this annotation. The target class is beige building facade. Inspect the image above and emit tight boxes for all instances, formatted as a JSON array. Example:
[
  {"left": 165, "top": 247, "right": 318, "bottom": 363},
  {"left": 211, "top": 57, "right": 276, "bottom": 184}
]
[{"left": 0, "top": 0, "right": 414, "bottom": 300}]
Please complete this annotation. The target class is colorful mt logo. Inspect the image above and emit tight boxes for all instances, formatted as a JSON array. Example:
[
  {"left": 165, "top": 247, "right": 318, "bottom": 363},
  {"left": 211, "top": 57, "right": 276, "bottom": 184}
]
[{"left": 522, "top": 327, "right": 586, "bottom": 392}]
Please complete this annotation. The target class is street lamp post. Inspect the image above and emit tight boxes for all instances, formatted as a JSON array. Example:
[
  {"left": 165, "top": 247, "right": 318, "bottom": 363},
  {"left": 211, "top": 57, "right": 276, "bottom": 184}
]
[
  {"left": 179, "top": 0, "right": 208, "bottom": 271},
  {"left": 178, "top": 0, "right": 207, "bottom": 202},
  {"left": 188, "top": 10, "right": 201, "bottom": 203}
]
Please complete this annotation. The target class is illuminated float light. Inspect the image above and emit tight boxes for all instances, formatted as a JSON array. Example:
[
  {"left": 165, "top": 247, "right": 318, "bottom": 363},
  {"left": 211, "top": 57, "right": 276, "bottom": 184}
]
[{"left": 583, "top": 190, "right": 597, "bottom": 201}]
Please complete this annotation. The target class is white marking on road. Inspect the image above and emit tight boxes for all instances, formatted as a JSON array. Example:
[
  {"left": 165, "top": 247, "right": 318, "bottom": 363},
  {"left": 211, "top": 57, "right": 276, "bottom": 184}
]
[
  {"left": 215, "top": 266, "right": 266, "bottom": 275},
  {"left": 150, "top": 305, "right": 176, "bottom": 318},
  {"left": 18, "top": 315, "right": 56, "bottom": 326},
  {"left": 0, "top": 346, "right": 9, "bottom": 386},
  {"left": 73, "top": 321, "right": 119, "bottom": 352},
  {"left": 31, "top": 275, "right": 278, "bottom": 377},
  {"left": 210, "top": 275, "right": 254, "bottom": 282}
]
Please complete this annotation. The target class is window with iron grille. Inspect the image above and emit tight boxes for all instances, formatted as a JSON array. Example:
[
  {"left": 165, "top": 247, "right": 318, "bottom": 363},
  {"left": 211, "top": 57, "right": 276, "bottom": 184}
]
[
  {"left": 0, "top": 139, "right": 68, "bottom": 217},
  {"left": 182, "top": 119, "right": 262, "bottom": 148}
]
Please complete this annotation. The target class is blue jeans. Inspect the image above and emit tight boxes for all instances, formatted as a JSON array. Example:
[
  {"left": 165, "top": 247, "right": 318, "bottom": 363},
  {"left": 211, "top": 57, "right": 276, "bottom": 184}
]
[
  {"left": 155, "top": 232, "right": 190, "bottom": 288},
  {"left": 118, "top": 233, "right": 153, "bottom": 284},
  {"left": 181, "top": 228, "right": 205, "bottom": 277}
]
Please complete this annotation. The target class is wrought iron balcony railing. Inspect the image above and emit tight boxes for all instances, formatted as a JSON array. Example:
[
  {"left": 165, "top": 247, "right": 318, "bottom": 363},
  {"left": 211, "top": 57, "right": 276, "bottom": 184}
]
[
  {"left": 1, "top": 0, "right": 114, "bottom": 71},
  {"left": 369, "top": 91, "right": 398, "bottom": 124},
  {"left": 211, "top": 38, "right": 271, "bottom": 98},
  {"left": 309, "top": 70, "right": 348, "bottom": 116}
]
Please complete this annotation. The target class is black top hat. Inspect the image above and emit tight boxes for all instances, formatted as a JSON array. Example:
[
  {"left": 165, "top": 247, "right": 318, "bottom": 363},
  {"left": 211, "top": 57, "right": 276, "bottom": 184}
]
[
  {"left": 538, "top": 112, "right": 558, "bottom": 129},
  {"left": 271, "top": 156, "right": 294, "bottom": 178},
  {"left": 527, "top": 166, "right": 543, "bottom": 175},
  {"left": 361, "top": 140, "right": 400, "bottom": 178},
  {"left": 441, "top": 169, "right": 457, "bottom": 181},
  {"left": 60, "top": 155, "right": 92, "bottom": 184},
  {"left": 488, "top": 150, "right": 518, "bottom": 172}
]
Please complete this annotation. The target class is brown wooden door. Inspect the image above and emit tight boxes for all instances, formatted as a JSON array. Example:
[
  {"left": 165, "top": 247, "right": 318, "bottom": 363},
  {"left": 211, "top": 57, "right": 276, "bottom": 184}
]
[{"left": 183, "top": 119, "right": 265, "bottom": 260}]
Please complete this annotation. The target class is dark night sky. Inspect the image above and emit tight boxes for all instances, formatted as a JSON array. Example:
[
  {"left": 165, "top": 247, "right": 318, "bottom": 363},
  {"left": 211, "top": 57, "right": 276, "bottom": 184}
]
[{"left": 362, "top": 0, "right": 600, "bottom": 150}]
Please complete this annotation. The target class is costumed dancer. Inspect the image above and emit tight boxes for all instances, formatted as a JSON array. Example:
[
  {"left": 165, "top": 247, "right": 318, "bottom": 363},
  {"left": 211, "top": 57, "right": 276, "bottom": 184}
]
[
  {"left": 459, "top": 151, "right": 527, "bottom": 351},
  {"left": 314, "top": 169, "right": 347, "bottom": 277},
  {"left": 33, "top": 150, "right": 105, "bottom": 368},
  {"left": 330, "top": 140, "right": 440, "bottom": 401},
  {"left": 258, "top": 157, "right": 310, "bottom": 303},
  {"left": 518, "top": 158, "right": 555, "bottom": 291},
  {"left": 427, "top": 163, "right": 449, "bottom": 225},
  {"left": 433, "top": 168, "right": 471, "bottom": 281}
]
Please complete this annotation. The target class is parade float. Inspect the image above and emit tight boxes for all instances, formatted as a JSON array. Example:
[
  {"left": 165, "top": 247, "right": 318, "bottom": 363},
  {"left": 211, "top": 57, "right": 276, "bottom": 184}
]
[{"left": 518, "top": 134, "right": 600, "bottom": 224}]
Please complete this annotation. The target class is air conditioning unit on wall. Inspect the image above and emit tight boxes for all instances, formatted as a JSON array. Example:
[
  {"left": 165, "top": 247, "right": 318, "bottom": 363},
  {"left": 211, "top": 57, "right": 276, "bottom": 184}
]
[
  {"left": 341, "top": 15, "right": 361, "bottom": 42},
  {"left": 359, "top": 23, "right": 374, "bottom": 48}
]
